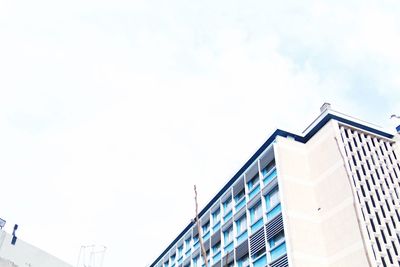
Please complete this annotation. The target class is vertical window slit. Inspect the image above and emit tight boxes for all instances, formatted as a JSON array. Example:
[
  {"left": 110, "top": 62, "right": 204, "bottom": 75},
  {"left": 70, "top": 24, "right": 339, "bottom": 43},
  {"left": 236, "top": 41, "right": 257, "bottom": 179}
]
[
  {"left": 386, "top": 223, "right": 392, "bottom": 236},
  {"left": 376, "top": 212, "right": 381, "bottom": 225},
  {"left": 381, "top": 230, "right": 387, "bottom": 244},
  {"left": 381, "top": 257, "right": 387, "bottom": 267},
  {"left": 375, "top": 189, "right": 381, "bottom": 202},
  {"left": 388, "top": 249, "right": 393, "bottom": 264},
  {"left": 370, "top": 218, "right": 376, "bottom": 232},
  {"left": 376, "top": 237, "right": 382, "bottom": 251},
  {"left": 392, "top": 241, "right": 398, "bottom": 256}
]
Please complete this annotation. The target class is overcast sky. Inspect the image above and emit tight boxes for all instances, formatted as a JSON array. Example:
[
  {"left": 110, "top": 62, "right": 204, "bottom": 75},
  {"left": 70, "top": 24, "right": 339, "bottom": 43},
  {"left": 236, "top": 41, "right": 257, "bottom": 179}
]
[{"left": 1, "top": 0, "right": 400, "bottom": 266}]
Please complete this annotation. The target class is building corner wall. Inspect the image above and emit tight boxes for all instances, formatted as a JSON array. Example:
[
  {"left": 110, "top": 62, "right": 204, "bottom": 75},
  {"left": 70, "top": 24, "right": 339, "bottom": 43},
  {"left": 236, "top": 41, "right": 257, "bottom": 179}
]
[{"left": 275, "top": 120, "right": 370, "bottom": 267}]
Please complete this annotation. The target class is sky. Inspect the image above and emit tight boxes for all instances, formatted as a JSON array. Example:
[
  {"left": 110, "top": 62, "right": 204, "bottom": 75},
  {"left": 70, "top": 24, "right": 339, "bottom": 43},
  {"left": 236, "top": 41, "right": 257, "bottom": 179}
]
[{"left": 0, "top": 0, "right": 400, "bottom": 266}]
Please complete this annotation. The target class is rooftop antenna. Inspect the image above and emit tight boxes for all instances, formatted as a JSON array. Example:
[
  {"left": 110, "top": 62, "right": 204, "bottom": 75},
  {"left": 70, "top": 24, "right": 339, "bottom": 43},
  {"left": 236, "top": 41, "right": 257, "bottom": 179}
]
[
  {"left": 11, "top": 224, "right": 18, "bottom": 245},
  {"left": 76, "top": 245, "right": 106, "bottom": 267}
]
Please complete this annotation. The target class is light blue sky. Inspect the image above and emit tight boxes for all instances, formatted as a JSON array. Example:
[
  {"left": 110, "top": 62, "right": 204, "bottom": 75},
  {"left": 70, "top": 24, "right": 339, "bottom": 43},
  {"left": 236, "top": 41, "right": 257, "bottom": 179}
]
[{"left": 1, "top": 1, "right": 400, "bottom": 266}]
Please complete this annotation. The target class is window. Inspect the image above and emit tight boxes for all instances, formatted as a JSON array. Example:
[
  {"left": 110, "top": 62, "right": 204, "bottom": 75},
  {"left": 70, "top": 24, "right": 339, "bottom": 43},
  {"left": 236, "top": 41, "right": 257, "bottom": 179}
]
[
  {"left": 212, "top": 242, "right": 221, "bottom": 254},
  {"left": 185, "top": 238, "right": 191, "bottom": 250},
  {"left": 252, "top": 249, "right": 265, "bottom": 260},
  {"left": 170, "top": 254, "right": 176, "bottom": 262},
  {"left": 269, "top": 231, "right": 285, "bottom": 248},
  {"left": 192, "top": 256, "right": 199, "bottom": 267},
  {"left": 202, "top": 221, "right": 210, "bottom": 233},
  {"left": 223, "top": 198, "right": 232, "bottom": 213},
  {"left": 262, "top": 160, "right": 275, "bottom": 176},
  {"left": 164, "top": 262, "right": 168, "bottom": 267},
  {"left": 250, "top": 202, "right": 262, "bottom": 223},
  {"left": 193, "top": 235, "right": 199, "bottom": 243},
  {"left": 224, "top": 226, "right": 233, "bottom": 244},
  {"left": 269, "top": 231, "right": 286, "bottom": 260},
  {"left": 235, "top": 189, "right": 245, "bottom": 202},
  {"left": 177, "top": 245, "right": 183, "bottom": 258},
  {"left": 236, "top": 215, "right": 247, "bottom": 234},
  {"left": 266, "top": 187, "right": 280, "bottom": 209},
  {"left": 247, "top": 174, "right": 259, "bottom": 191},
  {"left": 237, "top": 255, "right": 249, "bottom": 267},
  {"left": 212, "top": 209, "right": 221, "bottom": 223}
]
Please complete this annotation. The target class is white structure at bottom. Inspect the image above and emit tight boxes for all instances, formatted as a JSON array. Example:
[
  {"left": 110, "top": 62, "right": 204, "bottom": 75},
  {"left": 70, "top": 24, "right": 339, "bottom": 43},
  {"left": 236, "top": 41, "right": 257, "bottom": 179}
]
[{"left": 0, "top": 229, "right": 73, "bottom": 267}]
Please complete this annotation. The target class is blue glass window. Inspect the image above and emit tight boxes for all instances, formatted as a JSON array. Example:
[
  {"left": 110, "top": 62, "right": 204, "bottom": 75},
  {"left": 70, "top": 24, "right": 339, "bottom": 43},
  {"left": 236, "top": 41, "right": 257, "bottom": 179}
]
[
  {"left": 192, "top": 256, "right": 199, "bottom": 267},
  {"left": 236, "top": 215, "right": 247, "bottom": 234},
  {"left": 265, "top": 187, "right": 281, "bottom": 219},
  {"left": 262, "top": 160, "right": 277, "bottom": 185},
  {"left": 202, "top": 221, "right": 210, "bottom": 234},
  {"left": 212, "top": 209, "right": 220, "bottom": 223},
  {"left": 253, "top": 254, "right": 267, "bottom": 267},
  {"left": 193, "top": 235, "right": 199, "bottom": 249},
  {"left": 235, "top": 189, "right": 245, "bottom": 202},
  {"left": 177, "top": 245, "right": 183, "bottom": 258},
  {"left": 266, "top": 187, "right": 280, "bottom": 209},
  {"left": 235, "top": 189, "right": 246, "bottom": 210},
  {"left": 237, "top": 255, "right": 249, "bottom": 267},
  {"left": 223, "top": 198, "right": 233, "bottom": 221},
  {"left": 250, "top": 202, "right": 262, "bottom": 223},
  {"left": 249, "top": 202, "right": 263, "bottom": 232},
  {"left": 212, "top": 242, "right": 220, "bottom": 254},
  {"left": 269, "top": 231, "right": 286, "bottom": 261},
  {"left": 223, "top": 226, "right": 233, "bottom": 244},
  {"left": 223, "top": 198, "right": 232, "bottom": 212},
  {"left": 247, "top": 174, "right": 259, "bottom": 191}
]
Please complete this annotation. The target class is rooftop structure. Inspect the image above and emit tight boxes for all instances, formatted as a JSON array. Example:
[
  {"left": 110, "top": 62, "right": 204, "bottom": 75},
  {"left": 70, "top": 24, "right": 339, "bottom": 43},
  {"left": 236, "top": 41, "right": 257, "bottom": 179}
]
[{"left": 0, "top": 228, "right": 73, "bottom": 267}]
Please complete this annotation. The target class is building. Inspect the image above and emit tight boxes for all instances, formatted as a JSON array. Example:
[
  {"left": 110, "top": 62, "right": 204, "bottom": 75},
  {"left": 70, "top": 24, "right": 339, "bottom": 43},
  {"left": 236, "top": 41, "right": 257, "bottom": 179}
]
[
  {"left": 149, "top": 104, "right": 400, "bottom": 267},
  {"left": 0, "top": 228, "right": 73, "bottom": 267}
]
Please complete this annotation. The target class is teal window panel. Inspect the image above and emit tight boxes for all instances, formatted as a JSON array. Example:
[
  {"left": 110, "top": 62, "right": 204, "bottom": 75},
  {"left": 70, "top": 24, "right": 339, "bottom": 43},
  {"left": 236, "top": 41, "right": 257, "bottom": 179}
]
[
  {"left": 270, "top": 242, "right": 286, "bottom": 261},
  {"left": 248, "top": 184, "right": 260, "bottom": 199},
  {"left": 203, "top": 231, "right": 210, "bottom": 241},
  {"left": 263, "top": 168, "right": 277, "bottom": 185},
  {"left": 247, "top": 175, "right": 259, "bottom": 191},
  {"left": 212, "top": 251, "right": 221, "bottom": 262},
  {"left": 236, "top": 230, "right": 248, "bottom": 244},
  {"left": 250, "top": 218, "right": 263, "bottom": 233},
  {"left": 212, "top": 221, "right": 221, "bottom": 232},
  {"left": 265, "top": 188, "right": 280, "bottom": 209},
  {"left": 235, "top": 197, "right": 246, "bottom": 211},
  {"left": 224, "top": 241, "right": 234, "bottom": 253},
  {"left": 267, "top": 204, "right": 281, "bottom": 220},
  {"left": 223, "top": 210, "right": 232, "bottom": 222},
  {"left": 253, "top": 255, "right": 267, "bottom": 267}
]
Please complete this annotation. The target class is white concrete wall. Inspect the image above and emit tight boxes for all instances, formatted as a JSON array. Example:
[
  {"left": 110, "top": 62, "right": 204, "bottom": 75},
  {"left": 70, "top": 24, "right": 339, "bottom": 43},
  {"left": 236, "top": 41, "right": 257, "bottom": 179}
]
[
  {"left": 275, "top": 120, "right": 370, "bottom": 267},
  {"left": 0, "top": 230, "right": 72, "bottom": 267}
]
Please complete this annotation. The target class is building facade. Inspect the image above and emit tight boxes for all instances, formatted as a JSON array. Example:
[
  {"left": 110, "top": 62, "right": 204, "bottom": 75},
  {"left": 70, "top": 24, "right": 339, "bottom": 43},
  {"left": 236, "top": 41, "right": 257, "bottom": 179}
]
[
  {"left": 150, "top": 106, "right": 400, "bottom": 267},
  {"left": 0, "top": 229, "right": 73, "bottom": 267}
]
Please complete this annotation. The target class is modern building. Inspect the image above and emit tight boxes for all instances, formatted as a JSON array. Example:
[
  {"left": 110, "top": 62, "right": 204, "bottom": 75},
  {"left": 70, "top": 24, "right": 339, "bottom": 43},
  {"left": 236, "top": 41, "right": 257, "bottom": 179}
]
[
  {"left": 0, "top": 228, "right": 73, "bottom": 267},
  {"left": 149, "top": 104, "right": 400, "bottom": 267}
]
